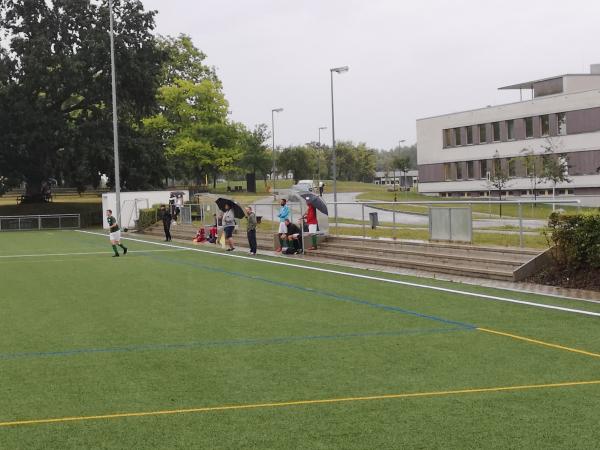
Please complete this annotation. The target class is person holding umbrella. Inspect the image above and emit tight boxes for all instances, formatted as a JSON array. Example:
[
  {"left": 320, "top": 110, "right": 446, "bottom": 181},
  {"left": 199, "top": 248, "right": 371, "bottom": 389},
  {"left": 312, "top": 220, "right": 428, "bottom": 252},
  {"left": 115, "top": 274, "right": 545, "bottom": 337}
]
[
  {"left": 215, "top": 198, "right": 246, "bottom": 252},
  {"left": 304, "top": 202, "right": 319, "bottom": 250},
  {"left": 300, "top": 191, "right": 328, "bottom": 250},
  {"left": 222, "top": 203, "right": 236, "bottom": 251}
]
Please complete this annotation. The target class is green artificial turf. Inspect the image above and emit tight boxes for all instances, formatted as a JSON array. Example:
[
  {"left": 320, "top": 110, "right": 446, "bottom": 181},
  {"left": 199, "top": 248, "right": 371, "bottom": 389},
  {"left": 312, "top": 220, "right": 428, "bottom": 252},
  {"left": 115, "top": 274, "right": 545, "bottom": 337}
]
[{"left": 0, "top": 231, "right": 599, "bottom": 449}]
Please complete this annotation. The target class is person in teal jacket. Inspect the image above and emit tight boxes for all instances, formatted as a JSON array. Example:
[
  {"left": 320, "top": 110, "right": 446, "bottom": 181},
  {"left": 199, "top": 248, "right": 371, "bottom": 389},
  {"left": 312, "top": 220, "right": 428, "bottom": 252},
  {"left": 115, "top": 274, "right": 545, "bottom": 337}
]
[{"left": 276, "top": 198, "right": 290, "bottom": 252}]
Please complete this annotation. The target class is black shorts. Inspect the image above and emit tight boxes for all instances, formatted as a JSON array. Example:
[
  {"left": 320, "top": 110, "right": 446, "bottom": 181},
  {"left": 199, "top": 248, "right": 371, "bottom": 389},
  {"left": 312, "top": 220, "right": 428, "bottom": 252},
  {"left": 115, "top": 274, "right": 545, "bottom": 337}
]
[{"left": 224, "top": 226, "right": 235, "bottom": 239}]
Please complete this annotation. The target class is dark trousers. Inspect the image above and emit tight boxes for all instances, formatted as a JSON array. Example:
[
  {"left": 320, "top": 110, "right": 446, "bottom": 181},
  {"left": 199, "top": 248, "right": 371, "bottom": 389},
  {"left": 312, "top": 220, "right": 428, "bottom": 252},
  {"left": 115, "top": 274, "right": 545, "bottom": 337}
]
[
  {"left": 163, "top": 223, "right": 171, "bottom": 241},
  {"left": 247, "top": 229, "right": 257, "bottom": 253}
]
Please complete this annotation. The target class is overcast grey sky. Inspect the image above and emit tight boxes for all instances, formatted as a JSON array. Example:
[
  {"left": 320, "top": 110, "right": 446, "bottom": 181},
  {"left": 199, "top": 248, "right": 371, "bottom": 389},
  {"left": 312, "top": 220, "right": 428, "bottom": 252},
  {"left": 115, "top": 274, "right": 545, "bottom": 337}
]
[{"left": 142, "top": 0, "right": 600, "bottom": 150}]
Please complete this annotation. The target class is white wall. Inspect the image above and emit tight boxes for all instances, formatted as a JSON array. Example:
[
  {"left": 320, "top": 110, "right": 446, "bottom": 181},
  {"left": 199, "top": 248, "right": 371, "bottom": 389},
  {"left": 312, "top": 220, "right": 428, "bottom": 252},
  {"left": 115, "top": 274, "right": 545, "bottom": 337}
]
[
  {"left": 564, "top": 76, "right": 600, "bottom": 95},
  {"left": 417, "top": 90, "right": 600, "bottom": 165},
  {"left": 101, "top": 190, "right": 189, "bottom": 230}
]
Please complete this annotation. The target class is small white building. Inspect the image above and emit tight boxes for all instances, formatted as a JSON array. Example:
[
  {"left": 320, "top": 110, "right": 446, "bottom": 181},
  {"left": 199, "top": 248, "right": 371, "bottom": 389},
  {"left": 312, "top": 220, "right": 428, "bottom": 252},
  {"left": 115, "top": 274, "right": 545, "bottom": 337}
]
[
  {"left": 374, "top": 170, "right": 418, "bottom": 188},
  {"left": 102, "top": 190, "right": 189, "bottom": 230},
  {"left": 417, "top": 65, "right": 600, "bottom": 197}
]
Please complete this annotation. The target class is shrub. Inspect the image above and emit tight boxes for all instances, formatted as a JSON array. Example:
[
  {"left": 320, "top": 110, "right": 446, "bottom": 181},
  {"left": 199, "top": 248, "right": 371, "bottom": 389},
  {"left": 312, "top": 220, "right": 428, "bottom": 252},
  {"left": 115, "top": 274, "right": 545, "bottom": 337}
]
[
  {"left": 546, "top": 212, "right": 600, "bottom": 272},
  {"left": 138, "top": 207, "right": 160, "bottom": 230}
]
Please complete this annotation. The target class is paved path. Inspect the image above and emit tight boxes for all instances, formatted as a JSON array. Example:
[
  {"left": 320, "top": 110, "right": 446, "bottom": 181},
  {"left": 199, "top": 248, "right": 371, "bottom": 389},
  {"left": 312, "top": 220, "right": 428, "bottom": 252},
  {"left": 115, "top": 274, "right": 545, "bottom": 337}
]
[
  {"left": 322, "top": 193, "right": 546, "bottom": 229},
  {"left": 250, "top": 192, "right": 546, "bottom": 229}
]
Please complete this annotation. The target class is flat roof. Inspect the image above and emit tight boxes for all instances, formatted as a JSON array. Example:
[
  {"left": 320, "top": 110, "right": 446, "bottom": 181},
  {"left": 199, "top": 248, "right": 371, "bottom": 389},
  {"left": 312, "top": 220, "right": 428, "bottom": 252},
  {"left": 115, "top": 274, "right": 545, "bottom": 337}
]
[
  {"left": 498, "top": 74, "right": 600, "bottom": 91},
  {"left": 416, "top": 88, "right": 600, "bottom": 122}
]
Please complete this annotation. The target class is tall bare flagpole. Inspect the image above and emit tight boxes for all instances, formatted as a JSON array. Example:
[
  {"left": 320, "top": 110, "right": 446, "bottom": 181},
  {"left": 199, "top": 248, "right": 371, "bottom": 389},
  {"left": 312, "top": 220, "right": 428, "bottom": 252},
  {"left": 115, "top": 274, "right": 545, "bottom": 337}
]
[{"left": 109, "top": 0, "right": 121, "bottom": 224}]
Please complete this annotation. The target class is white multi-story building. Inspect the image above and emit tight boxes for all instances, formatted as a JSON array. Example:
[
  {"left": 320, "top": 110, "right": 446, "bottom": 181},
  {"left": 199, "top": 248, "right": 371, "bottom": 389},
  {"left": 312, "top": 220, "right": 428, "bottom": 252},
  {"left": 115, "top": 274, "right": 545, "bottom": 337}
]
[{"left": 417, "top": 65, "right": 600, "bottom": 197}]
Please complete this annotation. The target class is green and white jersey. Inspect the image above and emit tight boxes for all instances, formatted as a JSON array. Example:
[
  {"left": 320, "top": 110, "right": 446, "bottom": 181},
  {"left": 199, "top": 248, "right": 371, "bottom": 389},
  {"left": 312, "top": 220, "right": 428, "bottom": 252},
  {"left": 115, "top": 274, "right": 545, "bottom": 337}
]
[{"left": 107, "top": 216, "right": 119, "bottom": 232}]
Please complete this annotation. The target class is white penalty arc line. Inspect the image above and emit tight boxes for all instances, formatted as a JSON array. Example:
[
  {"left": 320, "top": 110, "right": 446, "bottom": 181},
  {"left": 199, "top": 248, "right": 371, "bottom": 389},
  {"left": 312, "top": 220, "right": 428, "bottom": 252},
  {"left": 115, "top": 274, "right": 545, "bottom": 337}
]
[
  {"left": 76, "top": 230, "right": 600, "bottom": 318},
  {"left": 0, "top": 249, "right": 186, "bottom": 259}
]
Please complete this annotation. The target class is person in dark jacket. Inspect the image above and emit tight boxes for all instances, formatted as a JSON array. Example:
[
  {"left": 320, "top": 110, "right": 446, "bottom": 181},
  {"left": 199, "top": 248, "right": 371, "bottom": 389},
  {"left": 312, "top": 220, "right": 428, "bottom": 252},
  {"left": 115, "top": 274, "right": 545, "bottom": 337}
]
[
  {"left": 284, "top": 218, "right": 303, "bottom": 254},
  {"left": 160, "top": 205, "right": 172, "bottom": 241},
  {"left": 245, "top": 206, "right": 258, "bottom": 255}
]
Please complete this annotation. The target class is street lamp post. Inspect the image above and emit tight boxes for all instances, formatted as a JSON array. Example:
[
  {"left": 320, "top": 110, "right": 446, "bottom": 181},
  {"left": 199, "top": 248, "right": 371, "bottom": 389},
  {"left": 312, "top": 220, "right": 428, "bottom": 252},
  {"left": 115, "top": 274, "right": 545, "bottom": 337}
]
[
  {"left": 271, "top": 108, "right": 284, "bottom": 199},
  {"left": 317, "top": 126, "right": 327, "bottom": 182},
  {"left": 330, "top": 66, "right": 349, "bottom": 226},
  {"left": 108, "top": 0, "right": 121, "bottom": 224}
]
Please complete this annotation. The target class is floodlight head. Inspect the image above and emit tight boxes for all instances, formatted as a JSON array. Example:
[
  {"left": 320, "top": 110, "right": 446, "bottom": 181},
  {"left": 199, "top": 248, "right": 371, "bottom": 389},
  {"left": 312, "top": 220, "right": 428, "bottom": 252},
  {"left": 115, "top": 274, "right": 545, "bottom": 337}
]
[
  {"left": 319, "top": 126, "right": 328, "bottom": 131},
  {"left": 331, "top": 66, "right": 349, "bottom": 74},
  {"left": 272, "top": 108, "right": 284, "bottom": 113}
]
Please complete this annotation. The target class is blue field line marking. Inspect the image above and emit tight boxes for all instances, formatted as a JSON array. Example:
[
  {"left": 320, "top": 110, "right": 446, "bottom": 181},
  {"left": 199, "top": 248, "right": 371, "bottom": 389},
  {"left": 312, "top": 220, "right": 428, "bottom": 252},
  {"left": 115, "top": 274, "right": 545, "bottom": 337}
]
[
  {"left": 0, "top": 327, "right": 473, "bottom": 361},
  {"left": 151, "top": 254, "right": 477, "bottom": 330}
]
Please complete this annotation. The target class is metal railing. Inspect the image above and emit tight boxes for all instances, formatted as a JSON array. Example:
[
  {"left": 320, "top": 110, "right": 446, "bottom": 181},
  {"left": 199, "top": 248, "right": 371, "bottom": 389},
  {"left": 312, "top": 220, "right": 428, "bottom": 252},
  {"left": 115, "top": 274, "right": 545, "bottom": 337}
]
[
  {"left": 247, "top": 199, "right": 580, "bottom": 248},
  {"left": 0, "top": 214, "right": 81, "bottom": 231}
]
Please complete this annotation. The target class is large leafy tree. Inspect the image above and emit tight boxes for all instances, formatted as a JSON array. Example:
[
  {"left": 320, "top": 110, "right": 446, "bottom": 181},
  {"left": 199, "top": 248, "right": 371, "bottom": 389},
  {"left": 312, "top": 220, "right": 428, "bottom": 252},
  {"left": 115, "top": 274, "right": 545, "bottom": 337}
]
[
  {"left": 331, "top": 141, "right": 376, "bottom": 182},
  {"left": 0, "top": 0, "right": 166, "bottom": 197},
  {"left": 144, "top": 78, "right": 242, "bottom": 187},
  {"left": 239, "top": 123, "right": 271, "bottom": 182},
  {"left": 278, "top": 146, "right": 317, "bottom": 183},
  {"left": 145, "top": 35, "right": 250, "bottom": 188}
]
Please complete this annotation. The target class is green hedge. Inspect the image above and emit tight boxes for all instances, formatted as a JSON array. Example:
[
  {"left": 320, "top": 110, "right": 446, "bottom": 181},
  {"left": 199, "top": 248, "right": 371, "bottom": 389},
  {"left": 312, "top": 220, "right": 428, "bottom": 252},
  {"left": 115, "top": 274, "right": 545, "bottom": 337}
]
[
  {"left": 547, "top": 212, "right": 600, "bottom": 272},
  {"left": 138, "top": 207, "right": 159, "bottom": 230}
]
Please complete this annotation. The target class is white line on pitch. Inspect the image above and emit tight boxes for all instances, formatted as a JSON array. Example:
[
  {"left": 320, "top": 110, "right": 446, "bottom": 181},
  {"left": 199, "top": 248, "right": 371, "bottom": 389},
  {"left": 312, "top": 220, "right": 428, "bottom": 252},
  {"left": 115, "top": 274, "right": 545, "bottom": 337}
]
[
  {"left": 0, "top": 249, "right": 186, "bottom": 259},
  {"left": 76, "top": 230, "right": 600, "bottom": 318}
]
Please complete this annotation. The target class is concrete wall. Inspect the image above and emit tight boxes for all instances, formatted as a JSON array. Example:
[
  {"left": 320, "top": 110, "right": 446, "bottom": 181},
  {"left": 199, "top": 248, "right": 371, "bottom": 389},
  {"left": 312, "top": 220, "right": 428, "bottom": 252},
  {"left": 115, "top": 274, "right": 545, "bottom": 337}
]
[{"left": 563, "top": 75, "right": 600, "bottom": 94}]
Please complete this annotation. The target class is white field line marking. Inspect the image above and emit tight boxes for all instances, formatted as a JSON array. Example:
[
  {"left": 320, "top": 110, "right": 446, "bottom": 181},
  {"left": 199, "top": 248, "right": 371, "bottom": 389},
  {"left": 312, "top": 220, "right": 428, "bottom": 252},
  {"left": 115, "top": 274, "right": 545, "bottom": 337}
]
[
  {"left": 0, "top": 249, "right": 185, "bottom": 259},
  {"left": 77, "top": 231, "right": 600, "bottom": 318}
]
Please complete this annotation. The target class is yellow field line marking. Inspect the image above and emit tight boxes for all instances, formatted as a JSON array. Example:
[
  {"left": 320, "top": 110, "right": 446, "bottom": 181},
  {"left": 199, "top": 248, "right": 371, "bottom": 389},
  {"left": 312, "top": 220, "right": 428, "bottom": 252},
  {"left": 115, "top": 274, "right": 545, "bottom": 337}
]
[
  {"left": 477, "top": 328, "right": 600, "bottom": 359},
  {"left": 1, "top": 380, "right": 599, "bottom": 428}
]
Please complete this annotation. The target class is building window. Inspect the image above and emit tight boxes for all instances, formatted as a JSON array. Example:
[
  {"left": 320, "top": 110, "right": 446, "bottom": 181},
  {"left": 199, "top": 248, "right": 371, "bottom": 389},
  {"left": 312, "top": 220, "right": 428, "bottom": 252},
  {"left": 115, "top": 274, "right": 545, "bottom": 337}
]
[
  {"left": 541, "top": 115, "right": 550, "bottom": 136},
  {"left": 454, "top": 128, "right": 462, "bottom": 146},
  {"left": 492, "top": 122, "right": 501, "bottom": 142},
  {"left": 557, "top": 112, "right": 567, "bottom": 135},
  {"left": 478, "top": 124, "right": 487, "bottom": 144},
  {"left": 456, "top": 163, "right": 464, "bottom": 180},
  {"left": 443, "top": 129, "right": 452, "bottom": 148},
  {"left": 480, "top": 160, "right": 489, "bottom": 179},
  {"left": 467, "top": 161, "right": 475, "bottom": 179},
  {"left": 508, "top": 159, "right": 516, "bottom": 178},
  {"left": 507, "top": 120, "right": 515, "bottom": 140},
  {"left": 525, "top": 117, "right": 534, "bottom": 138},
  {"left": 444, "top": 163, "right": 452, "bottom": 181},
  {"left": 466, "top": 126, "right": 474, "bottom": 145}
]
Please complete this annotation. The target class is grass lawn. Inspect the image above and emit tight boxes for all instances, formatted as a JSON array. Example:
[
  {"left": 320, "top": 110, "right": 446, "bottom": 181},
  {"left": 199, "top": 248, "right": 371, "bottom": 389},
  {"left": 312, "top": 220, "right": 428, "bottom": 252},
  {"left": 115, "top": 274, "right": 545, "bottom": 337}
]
[
  {"left": 0, "top": 231, "right": 598, "bottom": 448},
  {"left": 357, "top": 190, "right": 589, "bottom": 220}
]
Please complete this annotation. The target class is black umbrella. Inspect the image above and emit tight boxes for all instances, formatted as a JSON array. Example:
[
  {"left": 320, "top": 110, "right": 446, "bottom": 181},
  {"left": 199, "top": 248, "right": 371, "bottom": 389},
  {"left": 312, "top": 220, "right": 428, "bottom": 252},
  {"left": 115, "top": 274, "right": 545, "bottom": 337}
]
[
  {"left": 299, "top": 191, "right": 328, "bottom": 215},
  {"left": 215, "top": 198, "right": 246, "bottom": 219}
]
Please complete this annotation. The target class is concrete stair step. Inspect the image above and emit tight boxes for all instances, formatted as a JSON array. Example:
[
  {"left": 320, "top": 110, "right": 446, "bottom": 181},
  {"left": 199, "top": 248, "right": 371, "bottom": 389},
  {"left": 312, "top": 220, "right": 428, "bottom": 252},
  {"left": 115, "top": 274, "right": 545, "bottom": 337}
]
[
  {"left": 142, "top": 228, "right": 274, "bottom": 250},
  {"left": 319, "top": 242, "right": 525, "bottom": 269},
  {"left": 326, "top": 236, "right": 537, "bottom": 263},
  {"left": 306, "top": 249, "right": 515, "bottom": 281}
]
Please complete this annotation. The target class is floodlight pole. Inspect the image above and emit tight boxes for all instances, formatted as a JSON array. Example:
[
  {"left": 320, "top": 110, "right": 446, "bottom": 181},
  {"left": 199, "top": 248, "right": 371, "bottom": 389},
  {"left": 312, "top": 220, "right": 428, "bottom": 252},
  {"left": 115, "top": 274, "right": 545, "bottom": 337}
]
[
  {"left": 330, "top": 66, "right": 349, "bottom": 226},
  {"left": 109, "top": 0, "right": 121, "bottom": 224},
  {"left": 271, "top": 108, "right": 283, "bottom": 199},
  {"left": 318, "top": 126, "right": 327, "bottom": 182}
]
